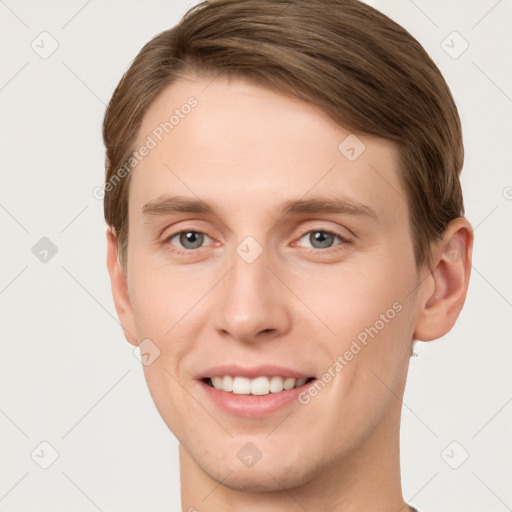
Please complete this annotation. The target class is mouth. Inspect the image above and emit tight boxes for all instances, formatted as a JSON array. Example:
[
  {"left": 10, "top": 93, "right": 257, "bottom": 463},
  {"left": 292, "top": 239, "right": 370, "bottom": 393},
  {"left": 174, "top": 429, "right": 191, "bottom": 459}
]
[
  {"left": 197, "top": 364, "right": 318, "bottom": 416},
  {"left": 201, "top": 375, "right": 316, "bottom": 395}
]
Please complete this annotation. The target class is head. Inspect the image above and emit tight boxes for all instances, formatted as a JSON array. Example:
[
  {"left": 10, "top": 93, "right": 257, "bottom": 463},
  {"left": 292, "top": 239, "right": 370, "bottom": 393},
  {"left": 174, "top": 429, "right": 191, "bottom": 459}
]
[{"left": 104, "top": 0, "right": 472, "bottom": 495}]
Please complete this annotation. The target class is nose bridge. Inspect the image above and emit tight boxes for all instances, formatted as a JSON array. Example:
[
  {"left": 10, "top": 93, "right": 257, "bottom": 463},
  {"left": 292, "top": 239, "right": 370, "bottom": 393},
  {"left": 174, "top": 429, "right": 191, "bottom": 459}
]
[{"left": 212, "top": 237, "right": 290, "bottom": 341}]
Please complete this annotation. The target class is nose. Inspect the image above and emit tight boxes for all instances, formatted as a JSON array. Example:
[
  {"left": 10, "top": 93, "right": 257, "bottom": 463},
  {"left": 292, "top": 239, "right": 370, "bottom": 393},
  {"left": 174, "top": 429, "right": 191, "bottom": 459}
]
[{"left": 212, "top": 243, "right": 292, "bottom": 344}]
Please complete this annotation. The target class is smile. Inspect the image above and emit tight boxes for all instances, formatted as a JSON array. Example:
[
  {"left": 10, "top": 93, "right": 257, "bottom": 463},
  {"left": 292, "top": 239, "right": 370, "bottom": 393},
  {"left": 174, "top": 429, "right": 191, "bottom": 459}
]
[{"left": 203, "top": 375, "right": 315, "bottom": 395}]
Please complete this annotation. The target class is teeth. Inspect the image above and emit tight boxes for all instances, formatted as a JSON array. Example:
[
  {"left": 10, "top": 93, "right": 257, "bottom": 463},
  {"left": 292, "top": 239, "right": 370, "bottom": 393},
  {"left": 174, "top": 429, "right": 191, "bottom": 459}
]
[
  {"left": 211, "top": 376, "right": 223, "bottom": 389},
  {"left": 251, "top": 376, "right": 270, "bottom": 396},
  {"left": 283, "top": 377, "right": 295, "bottom": 390},
  {"left": 223, "top": 375, "right": 233, "bottom": 392},
  {"left": 208, "top": 375, "right": 311, "bottom": 395},
  {"left": 295, "top": 377, "right": 307, "bottom": 387},
  {"left": 232, "top": 376, "right": 251, "bottom": 394},
  {"left": 269, "top": 376, "right": 284, "bottom": 393}
]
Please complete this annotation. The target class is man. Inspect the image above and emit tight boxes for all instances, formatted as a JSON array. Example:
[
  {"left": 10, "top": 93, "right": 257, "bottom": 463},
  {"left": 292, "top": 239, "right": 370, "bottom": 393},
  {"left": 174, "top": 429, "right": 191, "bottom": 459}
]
[{"left": 103, "top": 1, "right": 473, "bottom": 510}]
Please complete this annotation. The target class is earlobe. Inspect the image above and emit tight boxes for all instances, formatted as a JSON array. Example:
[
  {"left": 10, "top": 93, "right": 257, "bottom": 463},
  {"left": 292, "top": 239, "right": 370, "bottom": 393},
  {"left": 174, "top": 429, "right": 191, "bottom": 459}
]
[
  {"left": 106, "top": 228, "right": 139, "bottom": 346},
  {"left": 414, "top": 217, "right": 473, "bottom": 342}
]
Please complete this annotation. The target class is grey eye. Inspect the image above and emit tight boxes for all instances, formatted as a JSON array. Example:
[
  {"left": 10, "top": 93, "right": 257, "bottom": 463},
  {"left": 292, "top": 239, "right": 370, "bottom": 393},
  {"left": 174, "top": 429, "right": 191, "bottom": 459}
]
[
  {"left": 170, "top": 231, "right": 211, "bottom": 250},
  {"left": 299, "top": 230, "right": 340, "bottom": 249}
]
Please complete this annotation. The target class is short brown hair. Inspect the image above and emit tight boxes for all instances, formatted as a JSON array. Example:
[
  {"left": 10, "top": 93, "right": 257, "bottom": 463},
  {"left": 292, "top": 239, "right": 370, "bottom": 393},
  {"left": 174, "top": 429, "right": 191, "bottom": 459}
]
[{"left": 103, "top": 0, "right": 464, "bottom": 270}]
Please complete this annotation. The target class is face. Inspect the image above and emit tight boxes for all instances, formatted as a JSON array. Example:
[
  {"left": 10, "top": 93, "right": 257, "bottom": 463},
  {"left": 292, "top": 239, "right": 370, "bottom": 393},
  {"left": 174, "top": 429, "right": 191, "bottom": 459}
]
[{"left": 118, "top": 74, "right": 424, "bottom": 491}]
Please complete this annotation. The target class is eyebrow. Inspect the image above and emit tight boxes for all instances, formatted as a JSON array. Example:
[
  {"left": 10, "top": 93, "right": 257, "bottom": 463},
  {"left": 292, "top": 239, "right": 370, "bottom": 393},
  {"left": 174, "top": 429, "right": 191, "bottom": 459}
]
[{"left": 142, "top": 195, "right": 378, "bottom": 221}]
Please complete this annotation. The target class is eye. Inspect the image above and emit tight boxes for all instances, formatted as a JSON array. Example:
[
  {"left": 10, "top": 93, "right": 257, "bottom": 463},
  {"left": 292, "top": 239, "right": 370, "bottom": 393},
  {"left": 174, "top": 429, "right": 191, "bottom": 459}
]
[
  {"left": 297, "top": 229, "right": 348, "bottom": 250},
  {"left": 167, "top": 231, "right": 212, "bottom": 250}
]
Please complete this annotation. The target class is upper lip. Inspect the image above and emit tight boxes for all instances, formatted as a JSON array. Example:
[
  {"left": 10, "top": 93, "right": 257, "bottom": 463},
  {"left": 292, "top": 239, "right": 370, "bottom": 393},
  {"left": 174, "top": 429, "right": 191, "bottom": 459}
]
[{"left": 198, "top": 364, "right": 315, "bottom": 380}]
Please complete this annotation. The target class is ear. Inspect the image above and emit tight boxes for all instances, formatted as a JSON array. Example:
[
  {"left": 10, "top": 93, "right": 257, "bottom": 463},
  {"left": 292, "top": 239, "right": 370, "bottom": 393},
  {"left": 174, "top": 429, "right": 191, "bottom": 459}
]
[
  {"left": 106, "top": 228, "right": 138, "bottom": 346},
  {"left": 414, "top": 217, "right": 474, "bottom": 341}
]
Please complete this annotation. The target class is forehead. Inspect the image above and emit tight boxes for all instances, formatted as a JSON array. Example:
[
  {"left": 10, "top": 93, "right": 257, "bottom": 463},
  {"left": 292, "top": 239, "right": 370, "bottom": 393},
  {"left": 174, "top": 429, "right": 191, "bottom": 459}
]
[{"left": 130, "top": 75, "right": 407, "bottom": 226}]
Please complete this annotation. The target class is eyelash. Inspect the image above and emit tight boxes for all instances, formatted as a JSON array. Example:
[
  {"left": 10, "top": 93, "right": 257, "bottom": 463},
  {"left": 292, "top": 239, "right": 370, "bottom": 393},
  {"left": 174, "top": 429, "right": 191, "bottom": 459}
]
[
  {"left": 295, "top": 228, "right": 351, "bottom": 251},
  {"left": 163, "top": 228, "right": 351, "bottom": 255}
]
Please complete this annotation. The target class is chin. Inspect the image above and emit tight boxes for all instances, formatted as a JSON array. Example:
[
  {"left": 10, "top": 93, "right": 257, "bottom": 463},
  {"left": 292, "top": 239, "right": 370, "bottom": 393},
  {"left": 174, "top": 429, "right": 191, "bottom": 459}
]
[{"left": 198, "top": 453, "right": 318, "bottom": 492}]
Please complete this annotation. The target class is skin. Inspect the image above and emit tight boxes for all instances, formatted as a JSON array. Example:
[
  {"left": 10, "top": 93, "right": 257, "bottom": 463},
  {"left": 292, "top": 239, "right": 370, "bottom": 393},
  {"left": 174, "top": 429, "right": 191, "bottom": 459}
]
[{"left": 107, "top": 74, "right": 473, "bottom": 511}]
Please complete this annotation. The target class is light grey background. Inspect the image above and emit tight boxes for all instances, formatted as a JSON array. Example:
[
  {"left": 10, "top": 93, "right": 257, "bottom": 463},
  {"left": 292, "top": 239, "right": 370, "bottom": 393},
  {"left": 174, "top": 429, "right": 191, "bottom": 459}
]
[{"left": 0, "top": 0, "right": 510, "bottom": 511}]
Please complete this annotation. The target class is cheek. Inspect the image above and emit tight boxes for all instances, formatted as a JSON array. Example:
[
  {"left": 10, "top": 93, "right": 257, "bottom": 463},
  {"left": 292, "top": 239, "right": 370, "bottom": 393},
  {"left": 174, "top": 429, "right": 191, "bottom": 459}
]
[
  {"left": 128, "top": 275, "right": 172, "bottom": 339},
  {"left": 127, "top": 257, "right": 216, "bottom": 385},
  {"left": 127, "top": 251, "right": 197, "bottom": 335},
  {"left": 295, "top": 256, "right": 417, "bottom": 399},
  {"left": 297, "top": 260, "right": 413, "bottom": 342}
]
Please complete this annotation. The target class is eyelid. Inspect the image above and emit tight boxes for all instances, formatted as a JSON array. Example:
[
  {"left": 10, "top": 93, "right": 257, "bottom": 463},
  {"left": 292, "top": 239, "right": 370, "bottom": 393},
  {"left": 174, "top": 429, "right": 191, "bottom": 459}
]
[
  {"left": 297, "top": 226, "right": 351, "bottom": 241},
  {"left": 293, "top": 227, "right": 352, "bottom": 250},
  {"left": 161, "top": 220, "right": 217, "bottom": 242},
  {"left": 163, "top": 228, "right": 216, "bottom": 251}
]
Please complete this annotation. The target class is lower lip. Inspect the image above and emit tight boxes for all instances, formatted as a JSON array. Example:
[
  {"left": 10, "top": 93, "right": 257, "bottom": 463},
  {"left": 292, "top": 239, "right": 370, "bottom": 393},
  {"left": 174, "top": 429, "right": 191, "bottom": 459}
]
[{"left": 198, "top": 379, "right": 315, "bottom": 418}]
